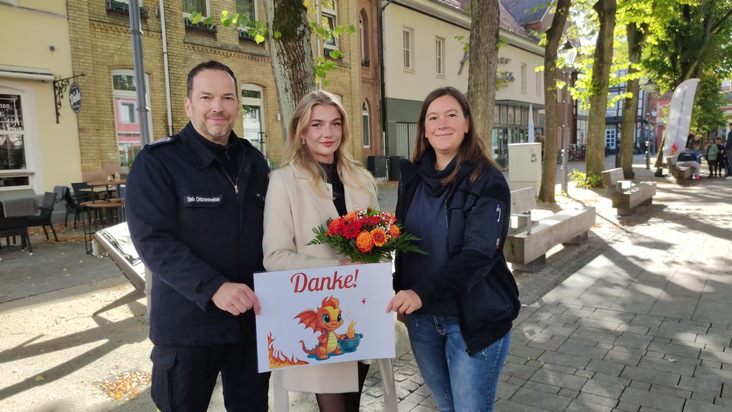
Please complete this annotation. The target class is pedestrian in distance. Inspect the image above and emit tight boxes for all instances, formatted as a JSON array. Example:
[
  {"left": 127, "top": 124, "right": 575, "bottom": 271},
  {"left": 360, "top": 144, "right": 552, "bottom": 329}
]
[
  {"left": 386, "top": 87, "right": 520, "bottom": 412},
  {"left": 676, "top": 143, "right": 702, "bottom": 180},
  {"left": 706, "top": 139, "right": 720, "bottom": 178},
  {"left": 685, "top": 133, "right": 698, "bottom": 149},
  {"left": 126, "top": 60, "right": 271, "bottom": 411},
  {"left": 262, "top": 90, "right": 378, "bottom": 412},
  {"left": 725, "top": 123, "right": 732, "bottom": 178},
  {"left": 715, "top": 136, "right": 728, "bottom": 178}
]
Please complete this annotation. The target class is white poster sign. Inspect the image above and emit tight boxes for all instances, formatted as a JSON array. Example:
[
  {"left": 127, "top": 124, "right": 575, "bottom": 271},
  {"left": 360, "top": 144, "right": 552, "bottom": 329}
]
[{"left": 254, "top": 262, "right": 395, "bottom": 373}]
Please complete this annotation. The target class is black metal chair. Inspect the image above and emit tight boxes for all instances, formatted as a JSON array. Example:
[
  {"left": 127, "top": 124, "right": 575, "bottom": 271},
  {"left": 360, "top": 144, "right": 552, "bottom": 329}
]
[
  {"left": 70, "top": 182, "right": 93, "bottom": 203},
  {"left": 59, "top": 185, "right": 84, "bottom": 229},
  {"left": 27, "top": 191, "right": 59, "bottom": 242}
]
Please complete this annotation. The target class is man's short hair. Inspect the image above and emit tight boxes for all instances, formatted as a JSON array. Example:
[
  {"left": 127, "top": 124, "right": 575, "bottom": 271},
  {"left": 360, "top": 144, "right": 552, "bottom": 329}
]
[{"left": 186, "top": 61, "right": 238, "bottom": 98}]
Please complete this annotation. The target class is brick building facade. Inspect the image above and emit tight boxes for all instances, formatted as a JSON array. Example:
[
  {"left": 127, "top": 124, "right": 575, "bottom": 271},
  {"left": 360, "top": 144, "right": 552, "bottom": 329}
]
[{"left": 67, "top": 0, "right": 368, "bottom": 174}]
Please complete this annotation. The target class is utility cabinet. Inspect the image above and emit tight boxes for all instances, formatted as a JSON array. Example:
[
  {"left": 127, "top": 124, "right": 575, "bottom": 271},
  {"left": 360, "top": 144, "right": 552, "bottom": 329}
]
[{"left": 507, "top": 143, "right": 542, "bottom": 193}]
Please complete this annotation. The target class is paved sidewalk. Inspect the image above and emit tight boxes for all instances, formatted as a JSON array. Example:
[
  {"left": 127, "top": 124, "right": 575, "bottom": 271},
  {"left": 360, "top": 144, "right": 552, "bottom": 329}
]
[{"left": 2, "top": 156, "right": 731, "bottom": 411}]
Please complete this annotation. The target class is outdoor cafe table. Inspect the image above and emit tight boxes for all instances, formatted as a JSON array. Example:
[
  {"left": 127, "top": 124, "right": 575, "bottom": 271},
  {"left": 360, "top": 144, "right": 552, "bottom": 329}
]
[
  {"left": 0, "top": 197, "right": 38, "bottom": 252},
  {"left": 85, "top": 179, "right": 126, "bottom": 202}
]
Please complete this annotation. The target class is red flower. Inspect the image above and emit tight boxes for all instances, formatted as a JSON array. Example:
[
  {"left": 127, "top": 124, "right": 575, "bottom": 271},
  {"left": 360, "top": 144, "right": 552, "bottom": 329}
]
[
  {"left": 328, "top": 218, "right": 344, "bottom": 235},
  {"left": 366, "top": 215, "right": 381, "bottom": 226},
  {"left": 343, "top": 221, "right": 362, "bottom": 239}
]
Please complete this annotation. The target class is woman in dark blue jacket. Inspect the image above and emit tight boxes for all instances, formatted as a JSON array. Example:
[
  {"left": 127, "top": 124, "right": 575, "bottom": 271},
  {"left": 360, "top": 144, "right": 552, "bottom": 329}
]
[{"left": 387, "top": 87, "right": 519, "bottom": 411}]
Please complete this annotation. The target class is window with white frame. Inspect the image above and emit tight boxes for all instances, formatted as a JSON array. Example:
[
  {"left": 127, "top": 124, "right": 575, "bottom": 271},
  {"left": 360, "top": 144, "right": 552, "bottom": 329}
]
[
  {"left": 182, "top": 0, "right": 208, "bottom": 17},
  {"left": 0, "top": 88, "right": 30, "bottom": 189},
  {"left": 403, "top": 28, "right": 414, "bottom": 71},
  {"left": 236, "top": 0, "right": 256, "bottom": 38},
  {"left": 362, "top": 101, "right": 370, "bottom": 147},
  {"left": 321, "top": 0, "right": 338, "bottom": 55},
  {"left": 520, "top": 63, "right": 527, "bottom": 94},
  {"left": 435, "top": 37, "right": 445, "bottom": 77},
  {"left": 536, "top": 71, "right": 542, "bottom": 96},
  {"left": 111, "top": 69, "right": 152, "bottom": 167},
  {"left": 241, "top": 84, "right": 266, "bottom": 154}
]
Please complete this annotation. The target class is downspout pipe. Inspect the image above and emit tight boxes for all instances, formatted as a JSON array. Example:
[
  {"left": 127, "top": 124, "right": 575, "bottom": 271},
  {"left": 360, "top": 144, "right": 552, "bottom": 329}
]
[
  {"left": 159, "top": 0, "right": 173, "bottom": 136},
  {"left": 379, "top": 1, "right": 395, "bottom": 158},
  {"left": 129, "top": 0, "right": 151, "bottom": 146}
]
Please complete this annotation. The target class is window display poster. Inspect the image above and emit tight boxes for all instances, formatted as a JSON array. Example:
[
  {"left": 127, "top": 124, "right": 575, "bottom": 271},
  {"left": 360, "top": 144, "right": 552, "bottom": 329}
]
[{"left": 254, "top": 262, "right": 395, "bottom": 373}]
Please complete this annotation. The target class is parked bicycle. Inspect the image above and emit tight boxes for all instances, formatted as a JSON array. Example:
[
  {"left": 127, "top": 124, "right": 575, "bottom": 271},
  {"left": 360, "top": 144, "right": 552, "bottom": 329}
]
[{"left": 557, "top": 144, "right": 586, "bottom": 163}]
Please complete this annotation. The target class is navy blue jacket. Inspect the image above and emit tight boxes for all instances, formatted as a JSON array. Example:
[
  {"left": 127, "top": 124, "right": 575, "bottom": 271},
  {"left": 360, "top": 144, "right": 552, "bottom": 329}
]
[
  {"left": 126, "top": 123, "right": 269, "bottom": 346},
  {"left": 394, "top": 158, "right": 520, "bottom": 355}
]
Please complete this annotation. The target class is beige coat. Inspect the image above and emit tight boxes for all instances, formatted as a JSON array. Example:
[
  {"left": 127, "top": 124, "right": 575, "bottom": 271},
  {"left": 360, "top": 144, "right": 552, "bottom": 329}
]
[{"left": 263, "top": 162, "right": 378, "bottom": 393}]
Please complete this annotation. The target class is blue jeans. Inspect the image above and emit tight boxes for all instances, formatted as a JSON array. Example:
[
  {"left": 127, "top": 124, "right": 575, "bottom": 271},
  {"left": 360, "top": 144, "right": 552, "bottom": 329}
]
[{"left": 406, "top": 314, "right": 510, "bottom": 412}]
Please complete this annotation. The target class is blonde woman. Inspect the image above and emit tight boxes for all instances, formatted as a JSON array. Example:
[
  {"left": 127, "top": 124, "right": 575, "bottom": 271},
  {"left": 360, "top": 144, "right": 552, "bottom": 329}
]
[{"left": 263, "top": 90, "right": 377, "bottom": 411}]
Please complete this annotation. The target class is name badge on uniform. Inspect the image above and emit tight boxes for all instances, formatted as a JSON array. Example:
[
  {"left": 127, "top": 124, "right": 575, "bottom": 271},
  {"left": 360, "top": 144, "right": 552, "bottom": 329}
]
[{"left": 182, "top": 194, "right": 224, "bottom": 207}]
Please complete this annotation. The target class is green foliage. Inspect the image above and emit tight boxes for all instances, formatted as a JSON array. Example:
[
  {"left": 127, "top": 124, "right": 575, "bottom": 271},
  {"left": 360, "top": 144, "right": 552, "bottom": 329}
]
[
  {"left": 571, "top": 170, "right": 603, "bottom": 188},
  {"left": 691, "top": 73, "right": 728, "bottom": 133},
  {"left": 189, "top": 8, "right": 357, "bottom": 83}
]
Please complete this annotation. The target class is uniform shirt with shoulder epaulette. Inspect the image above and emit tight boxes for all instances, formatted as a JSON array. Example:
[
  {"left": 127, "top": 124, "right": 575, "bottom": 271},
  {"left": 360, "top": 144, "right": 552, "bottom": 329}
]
[{"left": 125, "top": 122, "right": 269, "bottom": 346}]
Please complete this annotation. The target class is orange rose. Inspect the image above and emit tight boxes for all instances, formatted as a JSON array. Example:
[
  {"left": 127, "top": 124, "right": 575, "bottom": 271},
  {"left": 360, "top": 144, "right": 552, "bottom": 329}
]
[
  {"left": 370, "top": 228, "right": 387, "bottom": 247},
  {"left": 355, "top": 230, "right": 374, "bottom": 253},
  {"left": 343, "top": 211, "right": 358, "bottom": 223},
  {"left": 389, "top": 224, "right": 400, "bottom": 238}
]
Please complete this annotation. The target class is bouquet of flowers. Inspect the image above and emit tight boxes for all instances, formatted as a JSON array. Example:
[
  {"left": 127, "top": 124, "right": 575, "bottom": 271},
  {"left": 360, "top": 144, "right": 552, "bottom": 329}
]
[{"left": 307, "top": 207, "right": 426, "bottom": 263}]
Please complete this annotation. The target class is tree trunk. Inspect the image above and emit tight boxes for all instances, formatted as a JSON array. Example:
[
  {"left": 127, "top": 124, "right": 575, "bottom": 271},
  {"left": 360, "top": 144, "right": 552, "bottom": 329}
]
[
  {"left": 467, "top": 0, "right": 500, "bottom": 156},
  {"left": 620, "top": 22, "right": 646, "bottom": 179},
  {"left": 586, "top": 0, "right": 616, "bottom": 179},
  {"left": 538, "top": 0, "right": 571, "bottom": 202},
  {"left": 264, "top": 0, "right": 316, "bottom": 138}
]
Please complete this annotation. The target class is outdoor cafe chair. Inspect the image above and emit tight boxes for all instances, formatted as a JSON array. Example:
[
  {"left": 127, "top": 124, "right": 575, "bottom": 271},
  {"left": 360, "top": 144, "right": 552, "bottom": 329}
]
[
  {"left": 56, "top": 186, "right": 82, "bottom": 229},
  {"left": 27, "top": 191, "right": 59, "bottom": 242}
]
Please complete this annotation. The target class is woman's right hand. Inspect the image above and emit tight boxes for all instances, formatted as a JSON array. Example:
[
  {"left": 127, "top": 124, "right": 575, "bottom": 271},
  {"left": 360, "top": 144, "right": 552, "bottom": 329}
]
[{"left": 386, "top": 290, "right": 423, "bottom": 315}]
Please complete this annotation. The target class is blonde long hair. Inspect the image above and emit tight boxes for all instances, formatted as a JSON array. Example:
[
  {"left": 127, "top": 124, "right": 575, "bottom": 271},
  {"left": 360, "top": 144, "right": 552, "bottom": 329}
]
[{"left": 282, "top": 90, "right": 376, "bottom": 198}]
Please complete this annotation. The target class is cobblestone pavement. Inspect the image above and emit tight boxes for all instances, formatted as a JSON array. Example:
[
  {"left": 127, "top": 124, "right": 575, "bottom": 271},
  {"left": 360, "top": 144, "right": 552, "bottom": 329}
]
[{"left": 2, "top": 156, "right": 731, "bottom": 411}]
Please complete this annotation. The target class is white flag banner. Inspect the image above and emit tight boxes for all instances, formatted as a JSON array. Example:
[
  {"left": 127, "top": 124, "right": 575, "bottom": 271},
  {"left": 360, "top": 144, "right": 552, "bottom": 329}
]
[
  {"left": 663, "top": 78, "right": 700, "bottom": 158},
  {"left": 527, "top": 103, "right": 535, "bottom": 142}
]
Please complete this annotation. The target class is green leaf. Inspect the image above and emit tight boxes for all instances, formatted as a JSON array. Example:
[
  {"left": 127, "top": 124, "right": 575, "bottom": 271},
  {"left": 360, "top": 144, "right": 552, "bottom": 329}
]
[
  {"left": 221, "top": 10, "right": 228, "bottom": 20},
  {"left": 189, "top": 12, "right": 202, "bottom": 24}
]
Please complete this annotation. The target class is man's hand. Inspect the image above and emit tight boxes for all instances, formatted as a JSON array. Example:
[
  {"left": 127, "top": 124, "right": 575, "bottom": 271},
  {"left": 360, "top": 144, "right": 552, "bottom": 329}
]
[
  {"left": 212, "top": 282, "right": 261, "bottom": 316},
  {"left": 386, "top": 290, "right": 422, "bottom": 315}
]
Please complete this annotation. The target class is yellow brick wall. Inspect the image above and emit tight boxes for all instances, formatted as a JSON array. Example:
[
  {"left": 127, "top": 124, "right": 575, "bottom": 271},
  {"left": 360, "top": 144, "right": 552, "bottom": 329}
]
[{"left": 67, "top": 0, "right": 365, "bottom": 172}]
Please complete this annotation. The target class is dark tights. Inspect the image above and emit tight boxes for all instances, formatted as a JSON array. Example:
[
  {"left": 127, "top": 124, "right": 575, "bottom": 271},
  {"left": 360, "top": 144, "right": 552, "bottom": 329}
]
[{"left": 315, "top": 362, "right": 370, "bottom": 412}]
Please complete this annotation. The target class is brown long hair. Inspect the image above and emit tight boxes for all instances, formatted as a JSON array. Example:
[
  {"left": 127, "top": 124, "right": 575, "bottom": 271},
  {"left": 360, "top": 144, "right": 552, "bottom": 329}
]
[{"left": 413, "top": 87, "right": 501, "bottom": 185}]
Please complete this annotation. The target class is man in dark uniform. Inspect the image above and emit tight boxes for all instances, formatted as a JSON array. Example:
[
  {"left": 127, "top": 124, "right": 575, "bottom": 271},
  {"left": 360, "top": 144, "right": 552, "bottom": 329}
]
[{"left": 126, "top": 61, "right": 270, "bottom": 411}]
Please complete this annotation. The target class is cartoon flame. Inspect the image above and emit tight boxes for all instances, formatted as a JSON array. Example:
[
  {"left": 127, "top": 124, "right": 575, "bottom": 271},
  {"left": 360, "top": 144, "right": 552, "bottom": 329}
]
[
  {"left": 268, "top": 332, "right": 309, "bottom": 369},
  {"left": 346, "top": 321, "right": 357, "bottom": 339}
]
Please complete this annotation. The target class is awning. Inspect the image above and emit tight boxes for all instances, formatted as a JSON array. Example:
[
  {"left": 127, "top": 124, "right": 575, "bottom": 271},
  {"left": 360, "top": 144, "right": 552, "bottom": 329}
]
[{"left": 0, "top": 65, "right": 55, "bottom": 82}]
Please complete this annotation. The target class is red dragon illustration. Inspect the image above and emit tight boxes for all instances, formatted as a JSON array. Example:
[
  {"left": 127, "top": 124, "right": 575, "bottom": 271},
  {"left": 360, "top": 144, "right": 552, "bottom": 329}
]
[{"left": 295, "top": 296, "right": 345, "bottom": 360}]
